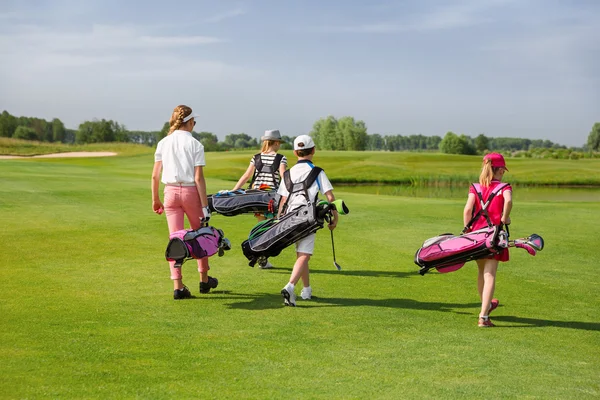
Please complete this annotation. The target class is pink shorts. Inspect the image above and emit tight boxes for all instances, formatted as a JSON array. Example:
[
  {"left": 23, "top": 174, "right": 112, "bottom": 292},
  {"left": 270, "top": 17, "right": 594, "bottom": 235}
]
[{"left": 163, "top": 185, "right": 209, "bottom": 279}]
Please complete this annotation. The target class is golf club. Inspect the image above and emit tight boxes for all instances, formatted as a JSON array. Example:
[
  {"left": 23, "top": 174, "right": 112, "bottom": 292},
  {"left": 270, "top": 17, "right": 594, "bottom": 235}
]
[{"left": 331, "top": 230, "right": 341, "bottom": 270}]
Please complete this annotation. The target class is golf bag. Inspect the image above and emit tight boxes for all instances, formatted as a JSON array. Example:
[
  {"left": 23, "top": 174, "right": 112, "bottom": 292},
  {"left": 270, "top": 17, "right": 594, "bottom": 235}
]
[
  {"left": 241, "top": 166, "right": 327, "bottom": 267},
  {"left": 415, "top": 225, "right": 508, "bottom": 275},
  {"left": 415, "top": 182, "right": 511, "bottom": 275},
  {"left": 208, "top": 189, "right": 279, "bottom": 217},
  {"left": 165, "top": 226, "right": 231, "bottom": 268}
]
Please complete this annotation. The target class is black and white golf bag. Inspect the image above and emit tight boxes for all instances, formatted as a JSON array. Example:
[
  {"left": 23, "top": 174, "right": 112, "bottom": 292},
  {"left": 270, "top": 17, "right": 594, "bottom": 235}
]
[{"left": 241, "top": 166, "right": 327, "bottom": 267}]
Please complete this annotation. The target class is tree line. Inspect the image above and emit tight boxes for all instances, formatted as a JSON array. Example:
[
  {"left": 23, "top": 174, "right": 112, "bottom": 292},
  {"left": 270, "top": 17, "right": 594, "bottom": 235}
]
[{"left": 1, "top": 110, "right": 598, "bottom": 154}]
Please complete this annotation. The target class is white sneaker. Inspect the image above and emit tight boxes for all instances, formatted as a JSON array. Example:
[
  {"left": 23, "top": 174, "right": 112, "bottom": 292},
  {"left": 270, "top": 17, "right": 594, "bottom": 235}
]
[
  {"left": 281, "top": 286, "right": 296, "bottom": 307},
  {"left": 259, "top": 260, "right": 274, "bottom": 269},
  {"left": 300, "top": 286, "right": 312, "bottom": 300}
]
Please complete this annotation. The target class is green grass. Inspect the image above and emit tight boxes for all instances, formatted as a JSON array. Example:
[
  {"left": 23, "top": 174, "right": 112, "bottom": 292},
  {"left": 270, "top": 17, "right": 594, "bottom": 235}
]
[
  {"left": 0, "top": 137, "right": 155, "bottom": 157},
  {"left": 0, "top": 152, "right": 599, "bottom": 399},
  {"left": 209, "top": 150, "right": 600, "bottom": 186}
]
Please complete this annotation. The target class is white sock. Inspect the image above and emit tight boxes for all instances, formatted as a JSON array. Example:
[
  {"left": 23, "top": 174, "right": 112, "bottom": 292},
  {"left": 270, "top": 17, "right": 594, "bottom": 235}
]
[{"left": 285, "top": 283, "right": 295, "bottom": 291}]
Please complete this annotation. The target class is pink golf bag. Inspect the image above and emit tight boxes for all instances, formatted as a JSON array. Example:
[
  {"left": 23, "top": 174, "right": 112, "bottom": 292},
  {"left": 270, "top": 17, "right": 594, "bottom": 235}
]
[
  {"left": 165, "top": 226, "right": 231, "bottom": 268},
  {"left": 415, "top": 182, "right": 543, "bottom": 275},
  {"left": 415, "top": 225, "right": 507, "bottom": 275}
]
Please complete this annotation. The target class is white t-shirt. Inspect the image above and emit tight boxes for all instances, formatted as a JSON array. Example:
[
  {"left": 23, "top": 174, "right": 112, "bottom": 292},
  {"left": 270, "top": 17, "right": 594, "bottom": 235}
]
[
  {"left": 277, "top": 160, "right": 334, "bottom": 213},
  {"left": 155, "top": 130, "right": 205, "bottom": 184}
]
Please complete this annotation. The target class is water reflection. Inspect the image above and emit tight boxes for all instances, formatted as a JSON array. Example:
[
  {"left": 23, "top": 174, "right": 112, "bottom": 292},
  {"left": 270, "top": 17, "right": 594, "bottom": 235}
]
[{"left": 336, "top": 184, "right": 600, "bottom": 202}]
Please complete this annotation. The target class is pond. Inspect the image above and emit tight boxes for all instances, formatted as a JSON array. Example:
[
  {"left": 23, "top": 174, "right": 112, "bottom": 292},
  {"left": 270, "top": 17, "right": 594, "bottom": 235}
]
[{"left": 336, "top": 184, "right": 600, "bottom": 202}]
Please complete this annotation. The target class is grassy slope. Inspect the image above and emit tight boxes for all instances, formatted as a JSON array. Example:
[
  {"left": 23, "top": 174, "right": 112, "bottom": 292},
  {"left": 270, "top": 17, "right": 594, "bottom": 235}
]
[
  {"left": 2, "top": 139, "right": 600, "bottom": 185},
  {"left": 0, "top": 153, "right": 598, "bottom": 399},
  {"left": 209, "top": 150, "right": 600, "bottom": 186}
]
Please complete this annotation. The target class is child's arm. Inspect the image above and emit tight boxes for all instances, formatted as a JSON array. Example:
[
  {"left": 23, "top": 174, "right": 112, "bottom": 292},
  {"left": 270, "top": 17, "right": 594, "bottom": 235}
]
[
  {"left": 232, "top": 164, "right": 255, "bottom": 191},
  {"left": 463, "top": 193, "right": 475, "bottom": 228},
  {"left": 277, "top": 195, "right": 287, "bottom": 218},
  {"left": 501, "top": 190, "right": 512, "bottom": 225},
  {"left": 278, "top": 161, "right": 287, "bottom": 181},
  {"left": 151, "top": 161, "right": 163, "bottom": 213},
  {"left": 324, "top": 190, "right": 338, "bottom": 230}
]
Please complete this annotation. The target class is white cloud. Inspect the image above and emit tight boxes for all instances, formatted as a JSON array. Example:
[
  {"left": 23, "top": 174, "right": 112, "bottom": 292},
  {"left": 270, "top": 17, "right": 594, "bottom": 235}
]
[
  {"left": 0, "top": 24, "right": 223, "bottom": 54},
  {"left": 204, "top": 7, "right": 246, "bottom": 23},
  {"left": 307, "top": 0, "right": 513, "bottom": 33}
]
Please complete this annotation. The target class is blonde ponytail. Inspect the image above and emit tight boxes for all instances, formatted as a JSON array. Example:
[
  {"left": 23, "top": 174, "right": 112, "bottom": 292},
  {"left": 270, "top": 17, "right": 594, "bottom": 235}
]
[
  {"left": 168, "top": 105, "right": 192, "bottom": 135},
  {"left": 479, "top": 159, "right": 494, "bottom": 187},
  {"left": 261, "top": 140, "right": 277, "bottom": 153}
]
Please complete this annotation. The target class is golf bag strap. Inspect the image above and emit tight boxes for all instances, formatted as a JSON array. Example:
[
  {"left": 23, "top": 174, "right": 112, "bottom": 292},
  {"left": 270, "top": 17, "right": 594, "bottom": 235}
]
[
  {"left": 462, "top": 182, "right": 509, "bottom": 233},
  {"left": 282, "top": 166, "right": 323, "bottom": 211},
  {"left": 249, "top": 153, "right": 284, "bottom": 188}
]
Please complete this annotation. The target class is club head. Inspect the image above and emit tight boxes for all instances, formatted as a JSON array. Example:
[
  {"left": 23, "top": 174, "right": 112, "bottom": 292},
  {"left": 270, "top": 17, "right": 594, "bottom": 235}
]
[
  {"left": 515, "top": 242, "right": 537, "bottom": 256},
  {"left": 528, "top": 234, "right": 544, "bottom": 251},
  {"left": 334, "top": 261, "right": 341, "bottom": 271}
]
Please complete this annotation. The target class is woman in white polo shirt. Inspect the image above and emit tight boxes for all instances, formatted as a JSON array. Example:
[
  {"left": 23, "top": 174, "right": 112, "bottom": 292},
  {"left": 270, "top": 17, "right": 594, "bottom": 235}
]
[{"left": 151, "top": 105, "right": 218, "bottom": 300}]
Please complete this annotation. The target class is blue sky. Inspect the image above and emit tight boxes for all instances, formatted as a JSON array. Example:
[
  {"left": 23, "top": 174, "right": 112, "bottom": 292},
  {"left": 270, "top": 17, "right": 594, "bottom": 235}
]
[{"left": 0, "top": 0, "right": 598, "bottom": 146}]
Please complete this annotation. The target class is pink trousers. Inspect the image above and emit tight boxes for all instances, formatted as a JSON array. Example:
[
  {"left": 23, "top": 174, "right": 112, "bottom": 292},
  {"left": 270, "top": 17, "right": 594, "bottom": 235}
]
[{"left": 164, "top": 186, "right": 209, "bottom": 279}]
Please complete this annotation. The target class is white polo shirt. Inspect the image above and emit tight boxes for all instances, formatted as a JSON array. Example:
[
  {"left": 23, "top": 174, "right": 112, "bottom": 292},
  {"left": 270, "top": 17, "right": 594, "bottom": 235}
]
[
  {"left": 277, "top": 160, "right": 333, "bottom": 213},
  {"left": 155, "top": 130, "right": 206, "bottom": 185}
]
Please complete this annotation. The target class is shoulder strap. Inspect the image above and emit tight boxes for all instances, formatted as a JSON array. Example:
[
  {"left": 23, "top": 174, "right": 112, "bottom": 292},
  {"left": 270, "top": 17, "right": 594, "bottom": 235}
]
[
  {"left": 463, "top": 182, "right": 509, "bottom": 232},
  {"left": 282, "top": 166, "right": 323, "bottom": 211},
  {"left": 250, "top": 153, "right": 284, "bottom": 189},
  {"left": 249, "top": 154, "right": 262, "bottom": 188},
  {"left": 271, "top": 153, "right": 283, "bottom": 171}
]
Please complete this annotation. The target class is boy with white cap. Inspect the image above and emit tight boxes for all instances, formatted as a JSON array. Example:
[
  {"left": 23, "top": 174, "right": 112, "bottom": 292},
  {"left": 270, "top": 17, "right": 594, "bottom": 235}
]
[{"left": 277, "top": 135, "right": 338, "bottom": 306}]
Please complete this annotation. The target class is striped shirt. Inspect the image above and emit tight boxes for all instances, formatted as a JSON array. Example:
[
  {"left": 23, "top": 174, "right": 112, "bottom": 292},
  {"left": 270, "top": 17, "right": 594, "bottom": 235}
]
[{"left": 249, "top": 153, "right": 287, "bottom": 189}]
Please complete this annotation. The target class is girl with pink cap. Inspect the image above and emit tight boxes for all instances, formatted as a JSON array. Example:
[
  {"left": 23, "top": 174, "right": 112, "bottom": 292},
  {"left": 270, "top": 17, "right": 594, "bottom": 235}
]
[{"left": 463, "top": 153, "right": 512, "bottom": 327}]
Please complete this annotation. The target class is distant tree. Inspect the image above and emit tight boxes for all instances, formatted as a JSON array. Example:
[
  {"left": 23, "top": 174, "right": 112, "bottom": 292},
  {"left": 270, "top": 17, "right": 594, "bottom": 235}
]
[
  {"left": 587, "top": 122, "right": 600, "bottom": 151},
  {"left": 13, "top": 126, "right": 38, "bottom": 140},
  {"left": 280, "top": 135, "right": 294, "bottom": 150},
  {"left": 427, "top": 135, "right": 442, "bottom": 150},
  {"left": 367, "top": 133, "right": 384, "bottom": 150},
  {"left": 337, "top": 116, "right": 368, "bottom": 151},
  {"left": 52, "top": 118, "right": 66, "bottom": 142},
  {"left": 439, "top": 132, "right": 476, "bottom": 155},
  {"left": 76, "top": 121, "right": 94, "bottom": 143},
  {"left": 310, "top": 116, "right": 338, "bottom": 150},
  {"left": 0, "top": 111, "right": 18, "bottom": 137},
  {"left": 474, "top": 134, "right": 489, "bottom": 153},
  {"left": 194, "top": 131, "right": 219, "bottom": 151}
]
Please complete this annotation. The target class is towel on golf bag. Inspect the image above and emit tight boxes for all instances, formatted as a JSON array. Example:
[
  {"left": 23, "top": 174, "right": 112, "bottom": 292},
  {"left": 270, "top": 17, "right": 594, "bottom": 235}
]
[
  {"left": 207, "top": 189, "right": 279, "bottom": 216},
  {"left": 165, "top": 226, "right": 231, "bottom": 268},
  {"left": 415, "top": 225, "right": 508, "bottom": 275}
]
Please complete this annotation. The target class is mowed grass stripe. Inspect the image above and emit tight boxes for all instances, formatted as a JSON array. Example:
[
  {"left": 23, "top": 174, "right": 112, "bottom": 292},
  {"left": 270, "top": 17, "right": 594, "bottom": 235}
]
[{"left": 0, "top": 153, "right": 598, "bottom": 399}]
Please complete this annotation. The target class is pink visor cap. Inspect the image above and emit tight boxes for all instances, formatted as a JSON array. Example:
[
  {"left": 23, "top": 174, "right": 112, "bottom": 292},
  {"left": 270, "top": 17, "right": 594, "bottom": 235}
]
[{"left": 484, "top": 153, "right": 508, "bottom": 171}]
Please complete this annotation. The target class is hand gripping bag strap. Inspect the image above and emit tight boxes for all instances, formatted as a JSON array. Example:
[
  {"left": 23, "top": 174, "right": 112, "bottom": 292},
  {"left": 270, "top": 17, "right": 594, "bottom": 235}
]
[
  {"left": 249, "top": 153, "right": 284, "bottom": 188},
  {"left": 282, "top": 166, "right": 323, "bottom": 211},
  {"left": 462, "top": 182, "right": 509, "bottom": 233}
]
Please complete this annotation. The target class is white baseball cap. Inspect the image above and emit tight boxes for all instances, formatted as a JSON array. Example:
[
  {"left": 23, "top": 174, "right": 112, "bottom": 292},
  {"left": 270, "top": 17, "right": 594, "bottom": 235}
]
[{"left": 293, "top": 135, "right": 315, "bottom": 150}]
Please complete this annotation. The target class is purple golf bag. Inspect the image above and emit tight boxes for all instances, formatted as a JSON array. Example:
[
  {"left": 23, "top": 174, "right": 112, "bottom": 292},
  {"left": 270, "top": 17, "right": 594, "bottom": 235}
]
[{"left": 165, "top": 226, "right": 231, "bottom": 268}]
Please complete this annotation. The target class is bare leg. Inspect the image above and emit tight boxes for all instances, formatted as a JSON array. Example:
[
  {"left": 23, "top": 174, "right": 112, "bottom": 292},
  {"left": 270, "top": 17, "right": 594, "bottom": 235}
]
[
  {"left": 300, "top": 263, "right": 310, "bottom": 288},
  {"left": 479, "top": 258, "right": 499, "bottom": 317},
  {"left": 198, "top": 257, "right": 209, "bottom": 283},
  {"left": 476, "top": 259, "right": 486, "bottom": 300},
  {"left": 289, "top": 253, "right": 311, "bottom": 286}
]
